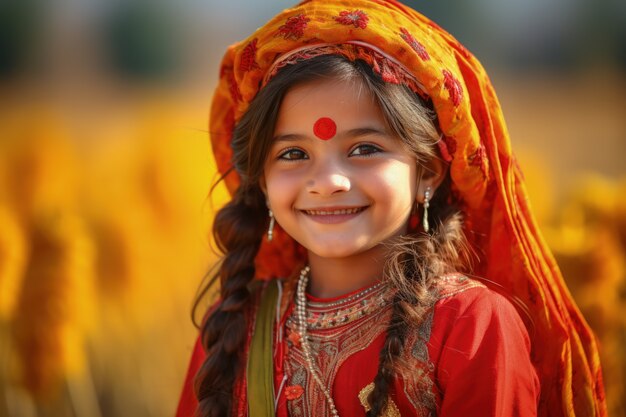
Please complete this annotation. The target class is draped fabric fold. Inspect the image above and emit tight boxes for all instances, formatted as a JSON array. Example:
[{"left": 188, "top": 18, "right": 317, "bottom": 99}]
[{"left": 207, "top": 1, "right": 606, "bottom": 415}]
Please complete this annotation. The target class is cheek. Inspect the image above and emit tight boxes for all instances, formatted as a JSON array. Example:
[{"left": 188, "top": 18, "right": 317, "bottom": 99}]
[
  {"left": 265, "top": 169, "right": 301, "bottom": 209},
  {"left": 366, "top": 162, "right": 416, "bottom": 205}
]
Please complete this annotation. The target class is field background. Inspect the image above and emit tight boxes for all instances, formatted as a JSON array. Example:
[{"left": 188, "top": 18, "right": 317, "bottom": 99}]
[{"left": 0, "top": 1, "right": 625, "bottom": 416}]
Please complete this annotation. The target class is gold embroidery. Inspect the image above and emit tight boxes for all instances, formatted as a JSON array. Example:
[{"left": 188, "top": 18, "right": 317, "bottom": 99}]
[
  {"left": 358, "top": 382, "right": 401, "bottom": 417},
  {"left": 284, "top": 288, "right": 393, "bottom": 417},
  {"left": 401, "top": 311, "right": 437, "bottom": 414},
  {"left": 283, "top": 276, "right": 484, "bottom": 416},
  {"left": 435, "top": 273, "right": 485, "bottom": 299}
]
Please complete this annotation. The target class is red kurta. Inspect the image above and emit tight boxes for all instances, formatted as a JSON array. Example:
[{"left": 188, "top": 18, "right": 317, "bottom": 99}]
[{"left": 176, "top": 276, "right": 539, "bottom": 417}]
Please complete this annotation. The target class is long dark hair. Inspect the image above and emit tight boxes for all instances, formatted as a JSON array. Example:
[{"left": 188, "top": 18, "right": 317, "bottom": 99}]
[{"left": 194, "top": 54, "right": 470, "bottom": 417}]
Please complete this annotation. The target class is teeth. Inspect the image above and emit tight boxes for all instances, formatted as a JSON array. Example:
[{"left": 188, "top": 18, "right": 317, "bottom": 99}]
[{"left": 305, "top": 207, "right": 362, "bottom": 216}]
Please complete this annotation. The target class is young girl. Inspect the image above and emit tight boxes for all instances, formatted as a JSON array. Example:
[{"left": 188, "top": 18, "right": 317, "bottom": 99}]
[{"left": 177, "top": 1, "right": 606, "bottom": 416}]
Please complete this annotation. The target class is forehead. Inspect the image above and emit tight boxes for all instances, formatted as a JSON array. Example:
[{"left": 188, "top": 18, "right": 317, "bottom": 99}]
[{"left": 274, "top": 78, "right": 385, "bottom": 134}]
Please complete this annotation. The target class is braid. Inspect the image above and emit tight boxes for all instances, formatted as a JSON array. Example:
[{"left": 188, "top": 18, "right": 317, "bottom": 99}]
[
  {"left": 190, "top": 54, "right": 472, "bottom": 417},
  {"left": 366, "top": 293, "right": 406, "bottom": 417},
  {"left": 366, "top": 176, "right": 468, "bottom": 416},
  {"left": 195, "top": 186, "right": 266, "bottom": 417}
]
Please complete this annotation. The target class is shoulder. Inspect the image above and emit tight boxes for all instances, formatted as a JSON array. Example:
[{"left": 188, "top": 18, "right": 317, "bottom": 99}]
[
  {"left": 427, "top": 275, "right": 540, "bottom": 415},
  {"left": 432, "top": 274, "right": 525, "bottom": 327},
  {"left": 432, "top": 273, "right": 487, "bottom": 300},
  {"left": 429, "top": 274, "right": 531, "bottom": 357}
]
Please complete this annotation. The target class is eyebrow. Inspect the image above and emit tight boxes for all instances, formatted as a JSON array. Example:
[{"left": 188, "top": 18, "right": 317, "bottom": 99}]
[{"left": 272, "top": 127, "right": 388, "bottom": 143}]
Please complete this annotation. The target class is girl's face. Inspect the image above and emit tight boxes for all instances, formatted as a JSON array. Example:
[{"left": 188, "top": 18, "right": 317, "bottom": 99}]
[{"left": 263, "top": 78, "right": 418, "bottom": 259}]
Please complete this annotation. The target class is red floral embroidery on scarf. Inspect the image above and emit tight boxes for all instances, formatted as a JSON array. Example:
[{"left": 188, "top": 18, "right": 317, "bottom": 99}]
[
  {"left": 399, "top": 28, "right": 430, "bottom": 61},
  {"left": 443, "top": 69, "right": 463, "bottom": 107},
  {"left": 277, "top": 14, "right": 310, "bottom": 40},
  {"left": 285, "top": 385, "right": 304, "bottom": 400},
  {"left": 227, "top": 72, "right": 242, "bottom": 103},
  {"left": 240, "top": 38, "right": 259, "bottom": 72},
  {"left": 335, "top": 10, "right": 369, "bottom": 29},
  {"left": 469, "top": 144, "right": 488, "bottom": 177}
]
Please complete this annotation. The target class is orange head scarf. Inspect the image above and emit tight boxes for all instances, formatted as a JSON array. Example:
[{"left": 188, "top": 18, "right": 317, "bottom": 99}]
[{"left": 208, "top": 1, "right": 606, "bottom": 415}]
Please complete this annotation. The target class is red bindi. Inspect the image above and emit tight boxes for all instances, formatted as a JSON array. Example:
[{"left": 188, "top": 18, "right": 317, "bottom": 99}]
[{"left": 313, "top": 117, "right": 337, "bottom": 140}]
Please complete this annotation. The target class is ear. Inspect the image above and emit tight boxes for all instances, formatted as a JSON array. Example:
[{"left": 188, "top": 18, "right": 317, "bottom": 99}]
[
  {"left": 416, "top": 157, "right": 447, "bottom": 203},
  {"left": 259, "top": 175, "right": 268, "bottom": 199}
]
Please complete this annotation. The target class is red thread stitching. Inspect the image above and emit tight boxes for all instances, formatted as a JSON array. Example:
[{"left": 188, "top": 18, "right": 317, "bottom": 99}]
[
  {"left": 399, "top": 27, "right": 430, "bottom": 61},
  {"left": 335, "top": 10, "right": 369, "bottom": 29},
  {"left": 228, "top": 73, "right": 242, "bottom": 102},
  {"left": 443, "top": 69, "right": 463, "bottom": 107},
  {"left": 469, "top": 144, "right": 488, "bottom": 177},
  {"left": 265, "top": 43, "right": 427, "bottom": 99},
  {"left": 240, "top": 38, "right": 259, "bottom": 72},
  {"left": 276, "top": 14, "right": 311, "bottom": 40}
]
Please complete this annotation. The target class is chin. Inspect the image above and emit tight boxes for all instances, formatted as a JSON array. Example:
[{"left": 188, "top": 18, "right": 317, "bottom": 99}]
[
  {"left": 305, "top": 240, "right": 373, "bottom": 259},
  {"left": 301, "top": 239, "right": 344, "bottom": 257}
]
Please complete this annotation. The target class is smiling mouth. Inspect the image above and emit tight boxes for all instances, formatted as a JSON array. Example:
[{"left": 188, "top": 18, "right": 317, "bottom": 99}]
[{"left": 301, "top": 207, "right": 367, "bottom": 216}]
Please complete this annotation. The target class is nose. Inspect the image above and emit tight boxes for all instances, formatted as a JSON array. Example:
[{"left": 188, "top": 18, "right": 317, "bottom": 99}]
[{"left": 306, "top": 158, "right": 351, "bottom": 196}]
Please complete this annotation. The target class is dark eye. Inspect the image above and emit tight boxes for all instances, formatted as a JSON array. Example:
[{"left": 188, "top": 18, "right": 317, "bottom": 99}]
[
  {"left": 350, "top": 144, "right": 382, "bottom": 156},
  {"left": 278, "top": 148, "right": 308, "bottom": 160}
]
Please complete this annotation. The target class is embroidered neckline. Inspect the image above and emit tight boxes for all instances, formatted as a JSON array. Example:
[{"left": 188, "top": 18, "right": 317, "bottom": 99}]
[
  {"left": 288, "top": 282, "right": 393, "bottom": 330},
  {"left": 280, "top": 273, "right": 484, "bottom": 417}
]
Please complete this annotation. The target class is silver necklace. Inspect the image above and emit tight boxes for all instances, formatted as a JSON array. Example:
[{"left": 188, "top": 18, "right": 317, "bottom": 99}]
[
  {"left": 296, "top": 265, "right": 340, "bottom": 417},
  {"left": 306, "top": 280, "right": 385, "bottom": 308}
]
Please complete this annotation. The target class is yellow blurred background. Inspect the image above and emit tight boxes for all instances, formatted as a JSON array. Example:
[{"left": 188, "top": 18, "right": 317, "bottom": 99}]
[{"left": 0, "top": 1, "right": 624, "bottom": 416}]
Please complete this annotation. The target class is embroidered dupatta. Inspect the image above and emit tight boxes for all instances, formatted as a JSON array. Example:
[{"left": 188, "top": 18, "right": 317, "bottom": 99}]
[{"left": 203, "top": 0, "right": 606, "bottom": 416}]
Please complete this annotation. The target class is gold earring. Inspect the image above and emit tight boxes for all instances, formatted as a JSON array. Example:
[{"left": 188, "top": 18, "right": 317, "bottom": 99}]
[{"left": 423, "top": 186, "right": 431, "bottom": 233}]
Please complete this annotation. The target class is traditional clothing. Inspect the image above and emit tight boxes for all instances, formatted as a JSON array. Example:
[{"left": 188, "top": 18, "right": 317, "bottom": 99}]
[
  {"left": 178, "top": 275, "right": 539, "bottom": 417},
  {"left": 179, "top": 0, "right": 606, "bottom": 416}
]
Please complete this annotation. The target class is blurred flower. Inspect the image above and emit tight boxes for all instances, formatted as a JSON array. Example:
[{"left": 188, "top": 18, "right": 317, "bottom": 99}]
[
  {"left": 545, "top": 175, "right": 626, "bottom": 417},
  {"left": 75, "top": 98, "right": 227, "bottom": 416},
  {"left": 11, "top": 211, "right": 95, "bottom": 399},
  {"left": 0, "top": 107, "right": 78, "bottom": 221},
  {"left": 0, "top": 205, "right": 26, "bottom": 321},
  {"left": 0, "top": 105, "right": 97, "bottom": 405}
]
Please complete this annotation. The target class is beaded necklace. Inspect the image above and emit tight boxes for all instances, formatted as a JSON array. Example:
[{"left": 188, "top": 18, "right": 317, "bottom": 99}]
[
  {"left": 296, "top": 266, "right": 340, "bottom": 417},
  {"left": 295, "top": 266, "right": 387, "bottom": 417}
]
